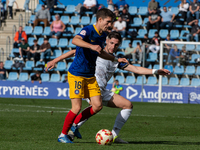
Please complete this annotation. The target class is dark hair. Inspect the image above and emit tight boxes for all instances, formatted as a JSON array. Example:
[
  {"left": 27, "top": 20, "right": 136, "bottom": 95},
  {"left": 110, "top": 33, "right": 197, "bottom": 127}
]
[
  {"left": 167, "top": 34, "right": 170, "bottom": 37},
  {"left": 107, "top": 31, "right": 122, "bottom": 44},
  {"left": 155, "top": 31, "right": 158, "bottom": 34},
  {"left": 144, "top": 34, "right": 148, "bottom": 37},
  {"left": 0, "top": 61, "right": 3, "bottom": 63},
  {"left": 44, "top": 38, "right": 48, "bottom": 41},
  {"left": 129, "top": 42, "right": 132, "bottom": 45},
  {"left": 137, "top": 42, "right": 140, "bottom": 45},
  {"left": 36, "top": 71, "right": 41, "bottom": 75},
  {"left": 33, "top": 39, "right": 37, "bottom": 42},
  {"left": 115, "top": 80, "right": 119, "bottom": 82},
  {"left": 96, "top": 8, "right": 115, "bottom": 22}
]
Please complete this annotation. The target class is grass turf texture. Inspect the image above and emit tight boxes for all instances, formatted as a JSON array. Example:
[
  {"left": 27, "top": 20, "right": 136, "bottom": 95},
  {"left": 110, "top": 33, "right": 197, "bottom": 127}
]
[{"left": 0, "top": 98, "right": 200, "bottom": 150}]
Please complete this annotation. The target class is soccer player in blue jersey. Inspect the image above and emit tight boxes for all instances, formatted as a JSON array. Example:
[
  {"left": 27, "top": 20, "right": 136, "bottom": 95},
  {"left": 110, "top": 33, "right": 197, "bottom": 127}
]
[{"left": 46, "top": 8, "right": 128, "bottom": 144}]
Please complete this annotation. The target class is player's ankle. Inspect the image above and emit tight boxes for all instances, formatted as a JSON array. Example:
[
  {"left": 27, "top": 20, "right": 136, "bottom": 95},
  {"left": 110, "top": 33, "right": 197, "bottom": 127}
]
[{"left": 59, "top": 133, "right": 66, "bottom": 137}]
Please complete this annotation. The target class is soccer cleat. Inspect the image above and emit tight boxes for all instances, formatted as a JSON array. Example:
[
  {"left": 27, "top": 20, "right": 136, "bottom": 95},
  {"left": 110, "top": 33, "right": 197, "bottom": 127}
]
[
  {"left": 58, "top": 135, "right": 74, "bottom": 143},
  {"left": 70, "top": 125, "right": 82, "bottom": 139},
  {"left": 113, "top": 136, "right": 129, "bottom": 144},
  {"left": 68, "top": 130, "right": 75, "bottom": 141}
]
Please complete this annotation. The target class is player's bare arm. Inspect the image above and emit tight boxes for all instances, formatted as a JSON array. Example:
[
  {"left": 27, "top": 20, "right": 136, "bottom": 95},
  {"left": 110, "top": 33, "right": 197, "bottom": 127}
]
[{"left": 124, "top": 65, "right": 171, "bottom": 75}]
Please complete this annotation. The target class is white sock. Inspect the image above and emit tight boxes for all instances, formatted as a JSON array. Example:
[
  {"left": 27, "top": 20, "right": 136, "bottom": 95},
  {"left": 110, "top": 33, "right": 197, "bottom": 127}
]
[
  {"left": 112, "top": 109, "right": 132, "bottom": 137},
  {"left": 59, "top": 133, "right": 66, "bottom": 137},
  {"left": 77, "top": 119, "right": 88, "bottom": 129}
]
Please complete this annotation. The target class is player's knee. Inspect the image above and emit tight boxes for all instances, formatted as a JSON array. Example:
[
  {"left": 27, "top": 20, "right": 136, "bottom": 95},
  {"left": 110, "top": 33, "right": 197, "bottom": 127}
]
[
  {"left": 124, "top": 101, "right": 133, "bottom": 109},
  {"left": 72, "top": 105, "right": 82, "bottom": 114},
  {"left": 92, "top": 104, "right": 103, "bottom": 113}
]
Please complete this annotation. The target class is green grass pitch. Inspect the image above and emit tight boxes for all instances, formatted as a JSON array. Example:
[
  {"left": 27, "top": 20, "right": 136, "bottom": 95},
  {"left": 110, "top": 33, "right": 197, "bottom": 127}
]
[{"left": 0, "top": 98, "right": 200, "bottom": 150}]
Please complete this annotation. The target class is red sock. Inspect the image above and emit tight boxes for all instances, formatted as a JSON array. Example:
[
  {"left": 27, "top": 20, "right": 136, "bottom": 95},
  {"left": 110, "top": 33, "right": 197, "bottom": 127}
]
[
  {"left": 73, "top": 106, "right": 95, "bottom": 125},
  {"left": 62, "top": 110, "right": 77, "bottom": 135}
]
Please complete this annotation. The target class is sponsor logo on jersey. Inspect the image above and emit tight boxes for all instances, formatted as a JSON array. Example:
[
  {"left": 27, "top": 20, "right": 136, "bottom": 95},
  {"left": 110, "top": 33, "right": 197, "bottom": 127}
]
[
  {"left": 80, "top": 30, "right": 86, "bottom": 36},
  {"left": 75, "top": 89, "right": 80, "bottom": 95}
]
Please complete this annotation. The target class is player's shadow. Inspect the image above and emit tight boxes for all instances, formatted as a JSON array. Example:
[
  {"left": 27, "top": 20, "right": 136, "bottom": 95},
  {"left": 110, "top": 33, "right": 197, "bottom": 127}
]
[{"left": 128, "top": 141, "right": 200, "bottom": 145}]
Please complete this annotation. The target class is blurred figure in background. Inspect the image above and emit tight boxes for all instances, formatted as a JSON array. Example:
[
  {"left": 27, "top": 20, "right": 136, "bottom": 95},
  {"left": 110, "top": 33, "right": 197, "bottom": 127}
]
[
  {"left": 111, "top": 80, "right": 123, "bottom": 95},
  {"left": 0, "top": 61, "right": 6, "bottom": 80}
]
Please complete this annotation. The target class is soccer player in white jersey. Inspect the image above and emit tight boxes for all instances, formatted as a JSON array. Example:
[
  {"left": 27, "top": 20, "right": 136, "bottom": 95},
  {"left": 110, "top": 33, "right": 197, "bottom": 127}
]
[{"left": 60, "top": 31, "right": 170, "bottom": 143}]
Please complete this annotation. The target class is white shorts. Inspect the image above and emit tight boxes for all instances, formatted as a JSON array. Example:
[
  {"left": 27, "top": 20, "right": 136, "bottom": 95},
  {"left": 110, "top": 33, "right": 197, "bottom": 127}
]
[{"left": 85, "top": 88, "right": 114, "bottom": 106}]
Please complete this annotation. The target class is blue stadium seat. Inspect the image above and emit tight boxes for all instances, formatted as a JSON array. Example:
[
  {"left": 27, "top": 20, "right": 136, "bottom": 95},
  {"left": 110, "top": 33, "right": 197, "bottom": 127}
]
[
  {"left": 137, "top": 29, "right": 147, "bottom": 38},
  {"left": 38, "top": 37, "right": 44, "bottom": 45},
  {"left": 169, "top": 77, "right": 179, "bottom": 86},
  {"left": 108, "top": 76, "right": 114, "bottom": 84},
  {"left": 127, "top": 28, "right": 137, "bottom": 38},
  {"left": 9, "top": 48, "right": 20, "bottom": 58},
  {"left": 196, "top": 66, "right": 200, "bottom": 75},
  {"left": 170, "top": 7, "right": 179, "bottom": 15},
  {"left": 159, "top": 29, "right": 168, "bottom": 39},
  {"left": 148, "top": 64, "right": 152, "bottom": 69},
  {"left": 63, "top": 27, "right": 73, "bottom": 37},
  {"left": 29, "top": 73, "right": 35, "bottom": 81},
  {"left": 23, "top": 61, "right": 34, "bottom": 71},
  {"left": 24, "top": 26, "right": 33, "bottom": 35},
  {"left": 148, "top": 29, "right": 157, "bottom": 38},
  {"left": 66, "top": 62, "right": 72, "bottom": 71},
  {"left": 7, "top": 72, "right": 18, "bottom": 81},
  {"left": 64, "top": 5, "right": 76, "bottom": 14},
  {"left": 186, "top": 44, "right": 195, "bottom": 51},
  {"left": 120, "top": 40, "right": 131, "bottom": 49},
  {"left": 51, "top": 15, "right": 56, "bottom": 22},
  {"left": 34, "top": 4, "right": 42, "bottom": 12},
  {"left": 146, "top": 53, "right": 157, "bottom": 62},
  {"left": 135, "top": 76, "right": 146, "bottom": 85},
  {"left": 180, "top": 78, "right": 189, "bottom": 86},
  {"left": 69, "top": 16, "right": 80, "bottom": 25},
  {"left": 142, "top": 17, "right": 149, "bottom": 27},
  {"left": 49, "top": 38, "right": 57, "bottom": 48},
  {"left": 147, "top": 76, "right": 157, "bottom": 85},
  {"left": 67, "top": 38, "right": 76, "bottom": 49},
  {"left": 132, "top": 40, "right": 142, "bottom": 48},
  {"left": 32, "top": 26, "right": 43, "bottom": 36},
  {"left": 184, "top": 66, "right": 195, "bottom": 75},
  {"left": 42, "top": 27, "right": 51, "bottom": 36},
  {"left": 176, "top": 44, "right": 184, "bottom": 50},
  {"left": 133, "top": 64, "right": 141, "bottom": 67},
  {"left": 54, "top": 61, "right": 66, "bottom": 71},
  {"left": 61, "top": 16, "right": 70, "bottom": 24},
  {"left": 164, "top": 65, "right": 173, "bottom": 73},
  {"left": 50, "top": 73, "right": 60, "bottom": 82},
  {"left": 174, "top": 65, "right": 184, "bottom": 75},
  {"left": 50, "top": 50, "right": 62, "bottom": 59},
  {"left": 73, "top": 27, "right": 82, "bottom": 36},
  {"left": 41, "top": 73, "right": 50, "bottom": 82},
  {"left": 130, "top": 17, "right": 142, "bottom": 27},
  {"left": 85, "top": 11, "right": 93, "bottom": 15},
  {"left": 116, "top": 51, "right": 125, "bottom": 57},
  {"left": 129, "top": 6, "right": 137, "bottom": 15},
  {"left": 57, "top": 38, "right": 68, "bottom": 48},
  {"left": 179, "top": 30, "right": 190, "bottom": 40},
  {"left": 4, "top": 60, "right": 13, "bottom": 70},
  {"left": 170, "top": 30, "right": 179, "bottom": 39},
  {"left": 28, "top": 37, "right": 36, "bottom": 46},
  {"left": 125, "top": 76, "right": 135, "bottom": 84},
  {"left": 28, "top": 15, "right": 35, "bottom": 24},
  {"left": 54, "top": 5, "right": 65, "bottom": 14},
  {"left": 191, "top": 78, "right": 200, "bottom": 86},
  {"left": 153, "top": 64, "right": 160, "bottom": 69},
  {"left": 189, "top": 54, "right": 200, "bottom": 63},
  {"left": 115, "top": 75, "right": 125, "bottom": 84},
  {"left": 137, "top": 7, "right": 148, "bottom": 16},
  {"left": 195, "top": 44, "right": 200, "bottom": 52},
  {"left": 90, "top": 15, "right": 96, "bottom": 25},
  {"left": 18, "top": 72, "right": 28, "bottom": 81},
  {"left": 162, "top": 77, "right": 168, "bottom": 85},
  {"left": 33, "top": 61, "right": 45, "bottom": 71},
  {"left": 79, "top": 16, "right": 90, "bottom": 26},
  {"left": 61, "top": 74, "right": 68, "bottom": 82}
]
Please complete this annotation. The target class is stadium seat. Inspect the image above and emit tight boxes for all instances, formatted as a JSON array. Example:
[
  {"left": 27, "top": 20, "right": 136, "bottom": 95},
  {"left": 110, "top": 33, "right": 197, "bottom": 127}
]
[
  {"left": 169, "top": 77, "right": 179, "bottom": 86},
  {"left": 125, "top": 76, "right": 135, "bottom": 84},
  {"left": 33, "top": 61, "right": 45, "bottom": 71},
  {"left": 184, "top": 66, "right": 195, "bottom": 75},
  {"left": 195, "top": 44, "right": 200, "bottom": 52},
  {"left": 170, "top": 7, "right": 179, "bottom": 15},
  {"left": 49, "top": 38, "right": 57, "bottom": 48},
  {"left": 10, "top": 48, "right": 20, "bottom": 58},
  {"left": 34, "top": 4, "right": 42, "bottom": 12},
  {"left": 29, "top": 73, "right": 35, "bottom": 81},
  {"left": 67, "top": 38, "right": 76, "bottom": 49},
  {"left": 186, "top": 44, "right": 195, "bottom": 51},
  {"left": 73, "top": 27, "right": 82, "bottom": 36},
  {"left": 133, "top": 64, "right": 141, "bottom": 67},
  {"left": 69, "top": 16, "right": 80, "bottom": 25},
  {"left": 50, "top": 50, "right": 62, "bottom": 59},
  {"left": 148, "top": 64, "right": 152, "bottom": 69},
  {"left": 180, "top": 78, "right": 190, "bottom": 86},
  {"left": 85, "top": 11, "right": 93, "bottom": 15},
  {"left": 191, "top": 78, "right": 200, "bottom": 86},
  {"left": 41, "top": 73, "right": 50, "bottom": 82},
  {"left": 153, "top": 64, "right": 160, "bottom": 69},
  {"left": 57, "top": 38, "right": 68, "bottom": 48},
  {"left": 116, "top": 51, "right": 125, "bottom": 57},
  {"left": 108, "top": 76, "right": 114, "bottom": 84},
  {"left": 179, "top": 30, "right": 190, "bottom": 40},
  {"left": 42, "top": 27, "right": 51, "bottom": 36},
  {"left": 28, "top": 15, "right": 35, "bottom": 24},
  {"left": 23, "top": 61, "right": 34, "bottom": 71},
  {"left": 129, "top": 6, "right": 137, "bottom": 15},
  {"left": 64, "top": 5, "right": 76, "bottom": 14},
  {"left": 137, "top": 7, "right": 148, "bottom": 16},
  {"left": 79, "top": 16, "right": 90, "bottom": 26},
  {"left": 7, "top": 72, "right": 18, "bottom": 81},
  {"left": 170, "top": 30, "right": 179, "bottom": 39},
  {"left": 196, "top": 66, "right": 200, "bottom": 75},
  {"left": 189, "top": 54, "right": 200, "bottom": 63},
  {"left": 61, "top": 16, "right": 70, "bottom": 25},
  {"left": 176, "top": 44, "right": 184, "bottom": 50},
  {"left": 28, "top": 37, "right": 36, "bottom": 46},
  {"left": 164, "top": 65, "right": 173, "bottom": 73},
  {"left": 32, "top": 26, "right": 43, "bottom": 36},
  {"left": 18, "top": 72, "right": 28, "bottom": 81},
  {"left": 142, "top": 17, "right": 149, "bottom": 27},
  {"left": 90, "top": 15, "right": 96, "bottom": 25},
  {"left": 127, "top": 28, "right": 137, "bottom": 38},
  {"left": 146, "top": 76, "right": 157, "bottom": 85},
  {"left": 38, "top": 37, "right": 44, "bottom": 45},
  {"left": 61, "top": 74, "right": 68, "bottom": 82},
  {"left": 159, "top": 29, "right": 168, "bottom": 39},
  {"left": 137, "top": 29, "right": 147, "bottom": 38},
  {"left": 54, "top": 4, "right": 65, "bottom": 14},
  {"left": 51, "top": 15, "right": 56, "bottom": 22},
  {"left": 132, "top": 40, "right": 142, "bottom": 48},
  {"left": 54, "top": 61, "right": 66, "bottom": 71},
  {"left": 115, "top": 75, "right": 125, "bottom": 84},
  {"left": 148, "top": 29, "right": 157, "bottom": 38},
  {"left": 63, "top": 27, "right": 73, "bottom": 37},
  {"left": 50, "top": 73, "right": 60, "bottom": 82},
  {"left": 135, "top": 76, "right": 146, "bottom": 85},
  {"left": 174, "top": 65, "right": 184, "bottom": 75},
  {"left": 162, "top": 77, "right": 168, "bottom": 85},
  {"left": 24, "top": 26, "right": 32, "bottom": 35},
  {"left": 66, "top": 62, "right": 72, "bottom": 71},
  {"left": 146, "top": 53, "right": 157, "bottom": 62},
  {"left": 130, "top": 17, "right": 142, "bottom": 27},
  {"left": 4, "top": 60, "right": 13, "bottom": 70},
  {"left": 120, "top": 40, "right": 131, "bottom": 49}
]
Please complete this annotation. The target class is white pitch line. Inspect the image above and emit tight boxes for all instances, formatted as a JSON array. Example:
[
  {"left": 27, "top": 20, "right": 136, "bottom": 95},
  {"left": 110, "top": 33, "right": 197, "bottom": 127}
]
[{"left": 0, "top": 109, "right": 69, "bottom": 113}]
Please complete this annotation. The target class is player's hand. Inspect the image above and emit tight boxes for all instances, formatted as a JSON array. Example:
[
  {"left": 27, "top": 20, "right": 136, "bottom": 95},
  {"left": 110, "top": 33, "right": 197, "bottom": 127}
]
[
  {"left": 46, "top": 60, "right": 56, "bottom": 71},
  {"left": 90, "top": 45, "right": 102, "bottom": 54},
  {"left": 117, "top": 58, "right": 129, "bottom": 64},
  {"left": 157, "top": 69, "right": 171, "bottom": 75}
]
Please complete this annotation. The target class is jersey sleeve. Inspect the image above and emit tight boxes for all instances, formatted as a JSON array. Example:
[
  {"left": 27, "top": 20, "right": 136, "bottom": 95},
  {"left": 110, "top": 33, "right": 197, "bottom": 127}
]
[
  {"left": 77, "top": 26, "right": 90, "bottom": 40},
  {"left": 118, "top": 62, "right": 129, "bottom": 70}
]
